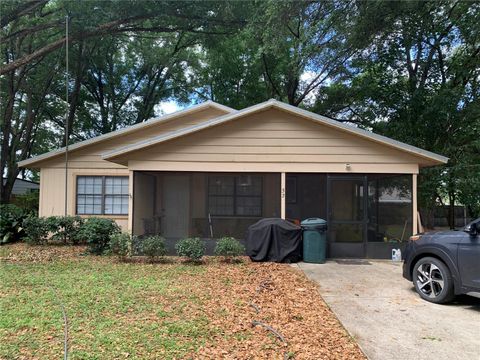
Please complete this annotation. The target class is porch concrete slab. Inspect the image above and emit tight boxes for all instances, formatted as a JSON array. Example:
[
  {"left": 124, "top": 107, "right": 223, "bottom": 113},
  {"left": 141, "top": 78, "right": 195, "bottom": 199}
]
[{"left": 297, "top": 261, "right": 480, "bottom": 360}]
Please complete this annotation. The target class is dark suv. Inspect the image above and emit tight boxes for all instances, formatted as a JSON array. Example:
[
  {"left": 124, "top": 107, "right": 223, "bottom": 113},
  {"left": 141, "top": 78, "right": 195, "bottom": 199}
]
[{"left": 403, "top": 218, "right": 480, "bottom": 303}]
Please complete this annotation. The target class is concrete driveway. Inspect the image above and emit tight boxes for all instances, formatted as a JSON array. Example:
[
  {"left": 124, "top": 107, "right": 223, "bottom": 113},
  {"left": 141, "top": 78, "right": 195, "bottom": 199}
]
[{"left": 297, "top": 260, "right": 480, "bottom": 360}]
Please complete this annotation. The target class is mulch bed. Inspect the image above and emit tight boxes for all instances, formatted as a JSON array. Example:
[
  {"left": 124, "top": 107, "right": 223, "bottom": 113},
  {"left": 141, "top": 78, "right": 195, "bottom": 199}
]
[
  {"left": 191, "top": 261, "right": 365, "bottom": 359},
  {"left": 1, "top": 244, "right": 365, "bottom": 359}
]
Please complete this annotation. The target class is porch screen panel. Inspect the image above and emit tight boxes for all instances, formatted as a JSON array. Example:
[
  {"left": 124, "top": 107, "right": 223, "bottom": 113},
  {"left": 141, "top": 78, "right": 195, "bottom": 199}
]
[
  {"left": 367, "top": 175, "right": 412, "bottom": 243},
  {"left": 235, "top": 176, "right": 262, "bottom": 216},
  {"left": 208, "top": 175, "right": 262, "bottom": 217},
  {"left": 208, "top": 176, "right": 235, "bottom": 215},
  {"left": 190, "top": 173, "right": 279, "bottom": 239}
]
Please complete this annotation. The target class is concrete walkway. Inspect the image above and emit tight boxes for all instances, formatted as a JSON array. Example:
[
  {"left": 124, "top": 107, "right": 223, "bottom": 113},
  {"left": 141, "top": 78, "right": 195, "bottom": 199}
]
[{"left": 297, "top": 261, "right": 480, "bottom": 360}]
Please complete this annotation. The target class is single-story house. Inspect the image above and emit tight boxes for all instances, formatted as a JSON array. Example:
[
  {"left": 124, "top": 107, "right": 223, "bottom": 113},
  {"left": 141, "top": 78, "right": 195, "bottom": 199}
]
[
  {"left": 3, "top": 178, "right": 40, "bottom": 196},
  {"left": 19, "top": 99, "right": 448, "bottom": 258}
]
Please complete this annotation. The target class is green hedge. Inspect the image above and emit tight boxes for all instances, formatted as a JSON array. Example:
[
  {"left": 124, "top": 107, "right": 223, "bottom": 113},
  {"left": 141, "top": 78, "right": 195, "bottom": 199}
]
[
  {"left": 142, "top": 235, "right": 167, "bottom": 261},
  {"left": 22, "top": 217, "right": 50, "bottom": 245},
  {"left": 176, "top": 237, "right": 205, "bottom": 262},
  {"left": 214, "top": 237, "right": 245, "bottom": 260},
  {"left": 109, "top": 232, "right": 133, "bottom": 259},
  {"left": 78, "top": 217, "right": 121, "bottom": 254},
  {"left": 46, "top": 216, "right": 84, "bottom": 244},
  {"left": 0, "top": 204, "right": 28, "bottom": 245}
]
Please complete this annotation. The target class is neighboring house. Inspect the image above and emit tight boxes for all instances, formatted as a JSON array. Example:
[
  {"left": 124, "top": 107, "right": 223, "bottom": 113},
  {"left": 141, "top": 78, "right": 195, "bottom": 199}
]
[
  {"left": 19, "top": 99, "right": 448, "bottom": 258},
  {"left": 3, "top": 178, "right": 40, "bottom": 196}
]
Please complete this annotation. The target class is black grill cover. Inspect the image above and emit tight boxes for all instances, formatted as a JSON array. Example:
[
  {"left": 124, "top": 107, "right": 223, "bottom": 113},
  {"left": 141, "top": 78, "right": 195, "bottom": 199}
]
[{"left": 246, "top": 218, "right": 302, "bottom": 263}]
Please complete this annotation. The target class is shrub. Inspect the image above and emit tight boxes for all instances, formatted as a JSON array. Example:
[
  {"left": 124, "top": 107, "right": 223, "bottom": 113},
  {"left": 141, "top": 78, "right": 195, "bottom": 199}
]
[
  {"left": 12, "top": 191, "right": 39, "bottom": 213},
  {"left": 78, "top": 217, "right": 121, "bottom": 254},
  {"left": 214, "top": 237, "right": 245, "bottom": 261},
  {"left": 142, "top": 235, "right": 167, "bottom": 261},
  {"left": 0, "top": 204, "right": 27, "bottom": 244},
  {"left": 22, "top": 217, "right": 49, "bottom": 245},
  {"left": 175, "top": 237, "right": 205, "bottom": 262},
  {"left": 47, "top": 216, "right": 84, "bottom": 244},
  {"left": 109, "top": 232, "right": 132, "bottom": 259}
]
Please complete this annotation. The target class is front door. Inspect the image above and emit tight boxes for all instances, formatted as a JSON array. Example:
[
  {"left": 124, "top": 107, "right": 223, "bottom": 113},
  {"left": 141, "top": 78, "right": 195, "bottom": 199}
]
[
  {"left": 162, "top": 175, "right": 190, "bottom": 239},
  {"left": 328, "top": 176, "right": 367, "bottom": 258}
]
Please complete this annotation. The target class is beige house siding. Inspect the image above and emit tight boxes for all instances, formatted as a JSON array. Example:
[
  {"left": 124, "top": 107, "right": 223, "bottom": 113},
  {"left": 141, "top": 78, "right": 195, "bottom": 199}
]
[
  {"left": 39, "top": 167, "right": 130, "bottom": 231},
  {"left": 26, "top": 102, "right": 446, "bottom": 237},
  {"left": 35, "top": 106, "right": 229, "bottom": 231},
  {"left": 34, "top": 107, "right": 228, "bottom": 170},
  {"left": 116, "top": 108, "right": 421, "bottom": 174}
]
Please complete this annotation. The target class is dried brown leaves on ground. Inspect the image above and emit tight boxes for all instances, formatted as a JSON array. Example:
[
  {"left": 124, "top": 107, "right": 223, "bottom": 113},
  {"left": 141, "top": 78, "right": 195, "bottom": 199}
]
[
  {"left": 0, "top": 243, "right": 87, "bottom": 263},
  {"left": 191, "top": 261, "right": 365, "bottom": 360},
  {"left": 1, "top": 244, "right": 365, "bottom": 359}
]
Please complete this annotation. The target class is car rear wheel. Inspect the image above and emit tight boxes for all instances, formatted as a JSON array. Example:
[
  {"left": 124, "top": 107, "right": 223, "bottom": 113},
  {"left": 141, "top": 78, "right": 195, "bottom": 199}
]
[{"left": 413, "top": 257, "right": 454, "bottom": 304}]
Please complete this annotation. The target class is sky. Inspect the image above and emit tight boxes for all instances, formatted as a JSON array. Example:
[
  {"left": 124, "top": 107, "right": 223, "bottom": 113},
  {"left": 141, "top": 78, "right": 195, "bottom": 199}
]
[{"left": 155, "top": 100, "right": 182, "bottom": 114}]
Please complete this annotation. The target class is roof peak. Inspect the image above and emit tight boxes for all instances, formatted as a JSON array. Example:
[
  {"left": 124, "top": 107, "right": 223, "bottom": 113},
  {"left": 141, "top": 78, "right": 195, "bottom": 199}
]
[
  {"left": 103, "top": 99, "right": 448, "bottom": 165},
  {"left": 18, "top": 100, "right": 235, "bottom": 168}
]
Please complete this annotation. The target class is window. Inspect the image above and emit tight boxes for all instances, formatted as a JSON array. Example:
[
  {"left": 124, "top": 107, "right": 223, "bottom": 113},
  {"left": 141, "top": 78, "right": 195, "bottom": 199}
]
[
  {"left": 208, "top": 175, "right": 262, "bottom": 216},
  {"left": 76, "top": 176, "right": 128, "bottom": 215}
]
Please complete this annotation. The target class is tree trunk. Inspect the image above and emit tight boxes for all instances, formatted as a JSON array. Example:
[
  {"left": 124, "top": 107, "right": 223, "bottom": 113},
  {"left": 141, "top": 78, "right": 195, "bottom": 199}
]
[{"left": 0, "top": 74, "right": 16, "bottom": 204}]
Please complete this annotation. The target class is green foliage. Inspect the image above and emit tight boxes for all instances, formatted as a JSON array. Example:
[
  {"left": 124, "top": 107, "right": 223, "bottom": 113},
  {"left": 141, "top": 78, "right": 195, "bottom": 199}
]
[
  {"left": 12, "top": 191, "right": 39, "bottom": 213},
  {"left": 46, "top": 216, "right": 84, "bottom": 244},
  {"left": 2, "top": 0, "right": 479, "bottom": 228},
  {"left": 109, "top": 232, "right": 132, "bottom": 259},
  {"left": 312, "top": 1, "right": 480, "bottom": 226},
  {"left": 0, "top": 204, "right": 27, "bottom": 244},
  {"left": 175, "top": 237, "right": 205, "bottom": 262},
  {"left": 78, "top": 218, "right": 121, "bottom": 255},
  {"left": 214, "top": 237, "right": 245, "bottom": 260},
  {"left": 142, "top": 235, "right": 167, "bottom": 261},
  {"left": 22, "top": 217, "right": 49, "bottom": 245}
]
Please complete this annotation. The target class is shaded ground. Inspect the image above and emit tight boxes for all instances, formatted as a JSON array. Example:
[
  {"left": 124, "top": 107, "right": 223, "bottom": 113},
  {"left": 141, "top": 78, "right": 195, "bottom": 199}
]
[
  {"left": 0, "top": 244, "right": 364, "bottom": 359},
  {"left": 299, "top": 261, "right": 480, "bottom": 360}
]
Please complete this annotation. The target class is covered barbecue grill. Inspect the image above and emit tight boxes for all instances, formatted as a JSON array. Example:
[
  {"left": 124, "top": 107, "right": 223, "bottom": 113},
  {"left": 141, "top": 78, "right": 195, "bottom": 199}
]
[{"left": 245, "top": 218, "right": 302, "bottom": 263}]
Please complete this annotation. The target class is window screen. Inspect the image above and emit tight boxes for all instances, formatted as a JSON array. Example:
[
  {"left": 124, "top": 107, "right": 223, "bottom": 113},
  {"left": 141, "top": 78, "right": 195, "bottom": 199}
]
[
  {"left": 208, "top": 175, "right": 262, "bottom": 216},
  {"left": 76, "top": 176, "right": 128, "bottom": 215}
]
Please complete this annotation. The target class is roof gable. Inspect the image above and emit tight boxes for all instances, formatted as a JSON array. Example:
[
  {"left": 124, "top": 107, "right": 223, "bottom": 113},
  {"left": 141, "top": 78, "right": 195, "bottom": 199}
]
[
  {"left": 103, "top": 99, "right": 448, "bottom": 166},
  {"left": 18, "top": 101, "right": 235, "bottom": 168}
]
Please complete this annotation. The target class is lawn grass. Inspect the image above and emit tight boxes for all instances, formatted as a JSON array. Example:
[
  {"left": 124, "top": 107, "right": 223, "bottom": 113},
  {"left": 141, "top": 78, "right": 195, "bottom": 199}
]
[
  {"left": 0, "top": 248, "right": 211, "bottom": 359},
  {"left": 0, "top": 244, "right": 365, "bottom": 359}
]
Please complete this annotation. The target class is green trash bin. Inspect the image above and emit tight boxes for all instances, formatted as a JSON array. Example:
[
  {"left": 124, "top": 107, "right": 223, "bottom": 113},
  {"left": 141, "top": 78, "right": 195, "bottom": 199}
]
[{"left": 301, "top": 218, "right": 327, "bottom": 263}]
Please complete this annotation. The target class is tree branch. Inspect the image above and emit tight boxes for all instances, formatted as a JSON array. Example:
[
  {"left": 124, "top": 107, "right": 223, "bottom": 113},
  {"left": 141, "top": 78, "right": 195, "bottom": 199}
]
[{"left": 1, "top": 0, "right": 49, "bottom": 28}]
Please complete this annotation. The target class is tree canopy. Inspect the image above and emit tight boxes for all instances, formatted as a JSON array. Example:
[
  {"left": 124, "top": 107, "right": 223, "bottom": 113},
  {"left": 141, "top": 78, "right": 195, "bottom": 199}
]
[{"left": 1, "top": 0, "right": 479, "bottom": 223}]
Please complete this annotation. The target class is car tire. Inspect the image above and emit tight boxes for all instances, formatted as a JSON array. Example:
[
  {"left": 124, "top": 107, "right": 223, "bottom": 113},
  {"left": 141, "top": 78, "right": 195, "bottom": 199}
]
[{"left": 413, "top": 257, "right": 455, "bottom": 304}]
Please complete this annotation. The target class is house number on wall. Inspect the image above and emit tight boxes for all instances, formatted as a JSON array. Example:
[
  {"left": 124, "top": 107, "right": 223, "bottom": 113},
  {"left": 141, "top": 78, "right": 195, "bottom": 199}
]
[{"left": 281, "top": 187, "right": 285, "bottom": 198}]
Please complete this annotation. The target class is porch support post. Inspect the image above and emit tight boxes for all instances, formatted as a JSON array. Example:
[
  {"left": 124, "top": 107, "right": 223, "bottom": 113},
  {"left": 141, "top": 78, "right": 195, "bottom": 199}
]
[
  {"left": 412, "top": 173, "right": 418, "bottom": 234},
  {"left": 281, "top": 172, "right": 286, "bottom": 219},
  {"left": 128, "top": 170, "right": 134, "bottom": 234}
]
